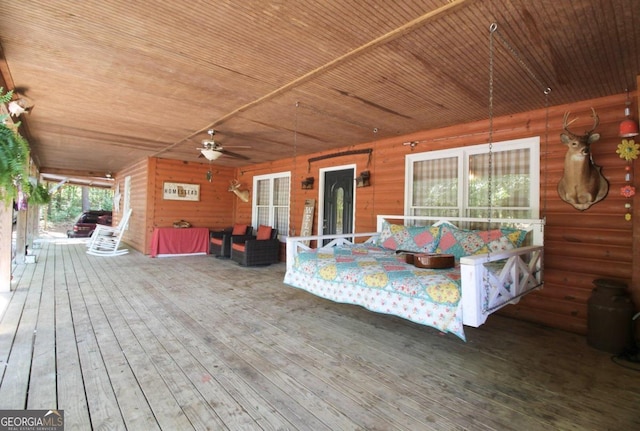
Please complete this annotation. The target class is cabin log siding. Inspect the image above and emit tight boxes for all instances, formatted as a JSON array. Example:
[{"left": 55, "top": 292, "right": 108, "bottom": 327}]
[
  {"left": 150, "top": 159, "right": 236, "bottom": 227},
  {"left": 230, "top": 92, "right": 638, "bottom": 335},
  {"left": 113, "top": 92, "right": 637, "bottom": 335},
  {"left": 116, "top": 158, "right": 237, "bottom": 255},
  {"left": 117, "top": 159, "right": 149, "bottom": 254}
]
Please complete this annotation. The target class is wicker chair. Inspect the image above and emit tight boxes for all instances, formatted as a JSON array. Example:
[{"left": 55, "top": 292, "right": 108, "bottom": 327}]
[
  {"left": 230, "top": 225, "right": 280, "bottom": 266},
  {"left": 209, "top": 224, "right": 252, "bottom": 258}
]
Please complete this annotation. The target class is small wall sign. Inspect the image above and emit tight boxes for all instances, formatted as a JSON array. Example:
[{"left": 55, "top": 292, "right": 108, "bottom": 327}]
[
  {"left": 163, "top": 182, "right": 200, "bottom": 201},
  {"left": 300, "top": 199, "right": 315, "bottom": 245}
]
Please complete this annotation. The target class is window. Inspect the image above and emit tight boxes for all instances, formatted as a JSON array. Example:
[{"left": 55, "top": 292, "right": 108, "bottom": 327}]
[
  {"left": 405, "top": 137, "right": 540, "bottom": 219},
  {"left": 253, "top": 172, "right": 291, "bottom": 238}
]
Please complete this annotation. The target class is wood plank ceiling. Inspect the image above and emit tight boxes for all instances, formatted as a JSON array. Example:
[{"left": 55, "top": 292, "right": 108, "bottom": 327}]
[{"left": 0, "top": 0, "right": 638, "bottom": 182}]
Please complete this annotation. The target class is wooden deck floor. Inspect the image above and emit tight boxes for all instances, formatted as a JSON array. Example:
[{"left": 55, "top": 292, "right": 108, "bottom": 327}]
[{"left": 0, "top": 239, "right": 638, "bottom": 430}]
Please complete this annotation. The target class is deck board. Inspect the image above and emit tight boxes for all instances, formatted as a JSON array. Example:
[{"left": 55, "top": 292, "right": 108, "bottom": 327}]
[
  {"left": 70, "top": 244, "right": 163, "bottom": 431},
  {"left": 64, "top": 244, "right": 127, "bottom": 430},
  {"left": 97, "top": 268, "right": 233, "bottom": 429},
  {"left": 217, "top": 272, "right": 516, "bottom": 430},
  {"left": 140, "top": 273, "right": 334, "bottom": 431},
  {"left": 170, "top": 265, "right": 460, "bottom": 430},
  {"left": 27, "top": 241, "right": 57, "bottom": 409},
  {"left": 1, "top": 239, "right": 639, "bottom": 430},
  {"left": 0, "top": 251, "right": 42, "bottom": 409},
  {"left": 54, "top": 245, "right": 92, "bottom": 429},
  {"left": 135, "top": 283, "right": 295, "bottom": 431}
]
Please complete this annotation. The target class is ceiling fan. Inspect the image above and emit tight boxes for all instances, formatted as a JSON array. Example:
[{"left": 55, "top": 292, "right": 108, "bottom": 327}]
[{"left": 197, "top": 129, "right": 251, "bottom": 161}]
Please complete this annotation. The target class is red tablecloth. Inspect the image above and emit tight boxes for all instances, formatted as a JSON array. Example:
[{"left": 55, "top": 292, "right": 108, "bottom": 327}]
[{"left": 150, "top": 227, "right": 210, "bottom": 257}]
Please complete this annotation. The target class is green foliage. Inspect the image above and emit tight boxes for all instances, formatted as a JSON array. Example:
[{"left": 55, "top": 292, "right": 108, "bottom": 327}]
[
  {"left": 1, "top": 87, "right": 30, "bottom": 203},
  {"left": 1, "top": 87, "right": 52, "bottom": 206},
  {"left": 468, "top": 174, "right": 530, "bottom": 208},
  {"left": 0, "top": 122, "right": 30, "bottom": 204},
  {"left": 27, "top": 182, "right": 52, "bottom": 205},
  {"left": 413, "top": 173, "right": 531, "bottom": 219},
  {"left": 86, "top": 187, "right": 113, "bottom": 211},
  {"left": 0, "top": 88, "right": 12, "bottom": 104},
  {"left": 47, "top": 185, "right": 113, "bottom": 222}
]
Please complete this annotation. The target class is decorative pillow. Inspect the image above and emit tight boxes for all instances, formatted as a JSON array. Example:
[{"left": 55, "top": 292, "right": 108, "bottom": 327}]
[
  {"left": 436, "top": 223, "right": 528, "bottom": 259},
  {"left": 232, "top": 223, "right": 247, "bottom": 235},
  {"left": 375, "top": 220, "right": 395, "bottom": 245},
  {"left": 256, "top": 225, "right": 273, "bottom": 240},
  {"left": 377, "top": 221, "right": 440, "bottom": 253}
]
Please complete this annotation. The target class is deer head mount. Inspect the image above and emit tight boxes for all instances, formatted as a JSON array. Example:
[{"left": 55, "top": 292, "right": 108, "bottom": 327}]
[
  {"left": 557, "top": 108, "right": 609, "bottom": 210},
  {"left": 228, "top": 179, "right": 249, "bottom": 203}
]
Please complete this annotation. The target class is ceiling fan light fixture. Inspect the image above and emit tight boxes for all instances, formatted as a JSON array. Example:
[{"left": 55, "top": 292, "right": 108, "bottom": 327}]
[{"left": 200, "top": 148, "right": 223, "bottom": 161}]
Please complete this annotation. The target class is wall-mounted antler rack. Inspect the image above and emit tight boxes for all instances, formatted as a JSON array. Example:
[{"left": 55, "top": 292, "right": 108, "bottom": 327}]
[{"left": 307, "top": 148, "right": 372, "bottom": 172}]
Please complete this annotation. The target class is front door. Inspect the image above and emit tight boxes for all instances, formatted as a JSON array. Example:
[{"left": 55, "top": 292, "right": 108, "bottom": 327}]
[{"left": 322, "top": 168, "right": 354, "bottom": 243}]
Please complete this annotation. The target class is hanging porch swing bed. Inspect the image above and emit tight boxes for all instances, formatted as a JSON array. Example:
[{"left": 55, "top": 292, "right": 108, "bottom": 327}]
[
  {"left": 283, "top": 215, "right": 544, "bottom": 340},
  {"left": 284, "top": 23, "right": 548, "bottom": 341}
]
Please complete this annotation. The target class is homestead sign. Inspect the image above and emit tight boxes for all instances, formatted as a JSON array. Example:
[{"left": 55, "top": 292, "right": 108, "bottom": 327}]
[{"left": 163, "top": 182, "right": 200, "bottom": 201}]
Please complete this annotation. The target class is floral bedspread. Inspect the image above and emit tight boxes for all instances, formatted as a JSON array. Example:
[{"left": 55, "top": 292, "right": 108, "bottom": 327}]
[{"left": 283, "top": 243, "right": 466, "bottom": 340}]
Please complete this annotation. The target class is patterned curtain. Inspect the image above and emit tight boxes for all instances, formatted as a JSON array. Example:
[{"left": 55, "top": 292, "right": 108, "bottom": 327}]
[
  {"left": 255, "top": 175, "right": 290, "bottom": 235},
  {"left": 468, "top": 148, "right": 530, "bottom": 218},
  {"left": 272, "top": 176, "right": 290, "bottom": 235},
  {"left": 256, "top": 178, "right": 270, "bottom": 226},
  {"left": 411, "top": 146, "right": 532, "bottom": 219},
  {"left": 411, "top": 156, "right": 459, "bottom": 217}
]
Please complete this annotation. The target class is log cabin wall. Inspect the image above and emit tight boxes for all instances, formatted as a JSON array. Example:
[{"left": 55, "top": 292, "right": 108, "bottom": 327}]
[
  {"left": 116, "top": 157, "right": 237, "bottom": 255},
  {"left": 234, "top": 91, "right": 638, "bottom": 335},
  {"left": 115, "top": 158, "right": 148, "bottom": 253},
  {"left": 231, "top": 159, "right": 301, "bottom": 261},
  {"left": 501, "top": 92, "right": 637, "bottom": 334},
  {"left": 146, "top": 158, "right": 237, "bottom": 254}
]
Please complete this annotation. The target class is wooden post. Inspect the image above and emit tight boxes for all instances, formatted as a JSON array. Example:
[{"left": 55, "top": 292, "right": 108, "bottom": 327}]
[
  {"left": 0, "top": 201, "right": 13, "bottom": 292},
  {"left": 14, "top": 208, "right": 27, "bottom": 264}
]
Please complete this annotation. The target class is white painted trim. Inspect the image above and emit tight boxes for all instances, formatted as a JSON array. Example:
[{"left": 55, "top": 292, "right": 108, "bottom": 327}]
[
  {"left": 405, "top": 136, "right": 540, "bottom": 218},
  {"left": 252, "top": 171, "right": 291, "bottom": 236}
]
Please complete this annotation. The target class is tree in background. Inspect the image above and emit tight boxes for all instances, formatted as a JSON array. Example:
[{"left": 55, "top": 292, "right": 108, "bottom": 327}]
[{"left": 46, "top": 184, "right": 113, "bottom": 223}]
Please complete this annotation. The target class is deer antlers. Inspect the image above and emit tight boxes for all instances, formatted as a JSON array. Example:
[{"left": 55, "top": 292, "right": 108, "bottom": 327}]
[{"left": 562, "top": 107, "right": 599, "bottom": 138}]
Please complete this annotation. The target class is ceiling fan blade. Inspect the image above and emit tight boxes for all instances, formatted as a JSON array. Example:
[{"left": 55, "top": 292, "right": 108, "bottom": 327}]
[{"left": 221, "top": 149, "right": 250, "bottom": 160}]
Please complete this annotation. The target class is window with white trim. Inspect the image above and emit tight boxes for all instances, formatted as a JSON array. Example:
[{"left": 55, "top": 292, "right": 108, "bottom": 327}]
[
  {"left": 253, "top": 172, "right": 290, "bottom": 237},
  {"left": 405, "top": 137, "right": 540, "bottom": 219}
]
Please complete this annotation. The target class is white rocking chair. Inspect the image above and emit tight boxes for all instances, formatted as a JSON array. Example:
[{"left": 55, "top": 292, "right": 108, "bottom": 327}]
[{"left": 86, "top": 208, "right": 132, "bottom": 256}]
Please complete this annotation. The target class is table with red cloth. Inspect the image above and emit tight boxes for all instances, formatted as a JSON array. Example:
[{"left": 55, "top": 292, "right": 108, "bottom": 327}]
[{"left": 150, "top": 227, "right": 210, "bottom": 257}]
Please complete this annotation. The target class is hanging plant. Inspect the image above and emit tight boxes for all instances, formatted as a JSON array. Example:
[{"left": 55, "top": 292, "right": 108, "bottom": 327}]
[
  {"left": 26, "top": 182, "right": 51, "bottom": 205},
  {"left": 0, "top": 87, "right": 46, "bottom": 205}
]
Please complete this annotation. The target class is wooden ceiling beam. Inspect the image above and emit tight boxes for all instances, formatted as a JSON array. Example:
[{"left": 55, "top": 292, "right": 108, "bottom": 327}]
[{"left": 40, "top": 167, "right": 113, "bottom": 180}]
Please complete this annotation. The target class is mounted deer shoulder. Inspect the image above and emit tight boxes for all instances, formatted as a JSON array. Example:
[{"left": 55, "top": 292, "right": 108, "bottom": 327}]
[
  {"left": 228, "top": 179, "right": 249, "bottom": 203},
  {"left": 557, "top": 108, "right": 609, "bottom": 211}
]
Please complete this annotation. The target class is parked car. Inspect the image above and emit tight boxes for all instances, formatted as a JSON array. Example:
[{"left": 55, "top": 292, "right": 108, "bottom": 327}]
[{"left": 67, "top": 210, "right": 112, "bottom": 238}]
